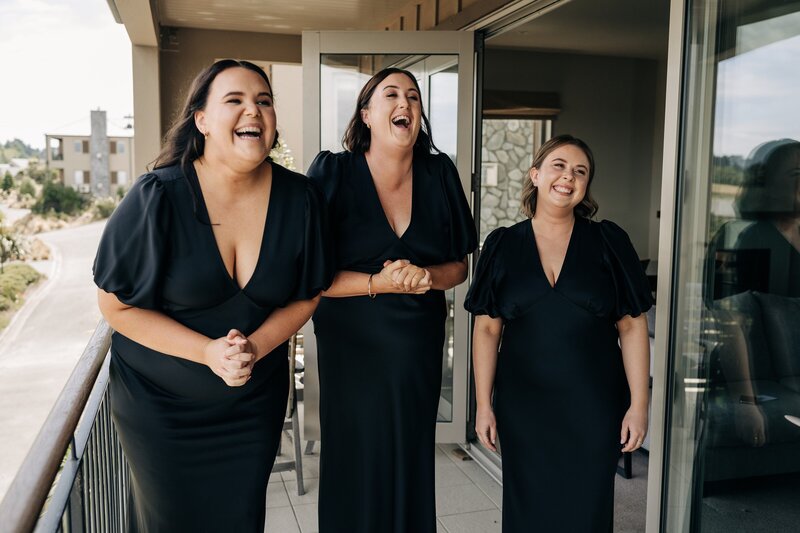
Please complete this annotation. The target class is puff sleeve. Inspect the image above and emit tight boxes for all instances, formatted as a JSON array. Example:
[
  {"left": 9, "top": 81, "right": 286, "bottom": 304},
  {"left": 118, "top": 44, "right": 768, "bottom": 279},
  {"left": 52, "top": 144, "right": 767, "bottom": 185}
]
[
  {"left": 599, "top": 220, "right": 654, "bottom": 320},
  {"left": 306, "top": 150, "right": 342, "bottom": 206},
  {"left": 93, "top": 173, "right": 170, "bottom": 309},
  {"left": 289, "top": 179, "right": 335, "bottom": 301},
  {"left": 438, "top": 154, "right": 478, "bottom": 261},
  {"left": 464, "top": 227, "right": 507, "bottom": 319}
]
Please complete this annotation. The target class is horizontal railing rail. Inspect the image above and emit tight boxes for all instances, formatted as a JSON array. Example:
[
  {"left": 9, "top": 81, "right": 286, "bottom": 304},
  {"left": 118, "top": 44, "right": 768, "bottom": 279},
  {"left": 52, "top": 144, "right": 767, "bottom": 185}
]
[{"left": 0, "top": 320, "right": 117, "bottom": 533}]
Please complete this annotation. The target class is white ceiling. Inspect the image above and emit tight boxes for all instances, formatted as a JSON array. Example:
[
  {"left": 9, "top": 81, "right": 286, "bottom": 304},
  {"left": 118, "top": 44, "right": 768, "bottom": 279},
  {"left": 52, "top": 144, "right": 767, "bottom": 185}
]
[
  {"left": 488, "top": 0, "right": 670, "bottom": 59},
  {"left": 157, "top": 0, "right": 404, "bottom": 33}
]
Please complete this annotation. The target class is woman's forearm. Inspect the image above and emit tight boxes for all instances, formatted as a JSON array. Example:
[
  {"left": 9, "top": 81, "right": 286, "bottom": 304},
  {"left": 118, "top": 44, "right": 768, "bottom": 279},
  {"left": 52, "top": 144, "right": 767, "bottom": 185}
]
[
  {"left": 617, "top": 314, "right": 650, "bottom": 409},
  {"left": 473, "top": 315, "right": 503, "bottom": 409},
  {"left": 248, "top": 296, "right": 321, "bottom": 361},
  {"left": 98, "top": 289, "right": 210, "bottom": 364},
  {"left": 321, "top": 271, "right": 378, "bottom": 298},
  {"left": 427, "top": 258, "right": 468, "bottom": 291}
]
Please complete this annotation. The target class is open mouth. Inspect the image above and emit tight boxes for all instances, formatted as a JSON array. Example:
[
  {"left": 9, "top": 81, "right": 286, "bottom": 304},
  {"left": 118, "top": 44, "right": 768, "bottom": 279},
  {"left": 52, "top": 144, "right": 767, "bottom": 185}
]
[
  {"left": 553, "top": 185, "right": 573, "bottom": 195},
  {"left": 391, "top": 115, "right": 411, "bottom": 129},
  {"left": 235, "top": 126, "right": 263, "bottom": 139}
]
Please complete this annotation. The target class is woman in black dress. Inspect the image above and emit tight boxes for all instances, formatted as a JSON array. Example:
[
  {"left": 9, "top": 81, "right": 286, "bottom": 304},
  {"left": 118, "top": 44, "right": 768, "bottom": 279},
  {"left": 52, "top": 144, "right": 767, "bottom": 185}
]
[
  {"left": 307, "top": 67, "right": 477, "bottom": 532},
  {"left": 94, "top": 59, "right": 332, "bottom": 532},
  {"left": 466, "top": 135, "right": 652, "bottom": 532}
]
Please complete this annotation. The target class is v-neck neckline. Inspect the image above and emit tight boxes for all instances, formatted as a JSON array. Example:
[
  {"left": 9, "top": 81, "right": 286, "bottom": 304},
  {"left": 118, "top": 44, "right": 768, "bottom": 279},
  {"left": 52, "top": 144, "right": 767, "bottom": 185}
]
[
  {"left": 189, "top": 161, "right": 276, "bottom": 291},
  {"left": 358, "top": 152, "right": 415, "bottom": 240},
  {"left": 528, "top": 217, "right": 579, "bottom": 290}
]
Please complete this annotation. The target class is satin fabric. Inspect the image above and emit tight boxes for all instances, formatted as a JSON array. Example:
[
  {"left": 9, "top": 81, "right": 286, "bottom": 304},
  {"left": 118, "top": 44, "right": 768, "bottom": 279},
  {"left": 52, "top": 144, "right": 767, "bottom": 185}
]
[
  {"left": 93, "top": 163, "right": 333, "bottom": 532},
  {"left": 465, "top": 217, "right": 653, "bottom": 533},
  {"left": 307, "top": 150, "right": 477, "bottom": 533}
]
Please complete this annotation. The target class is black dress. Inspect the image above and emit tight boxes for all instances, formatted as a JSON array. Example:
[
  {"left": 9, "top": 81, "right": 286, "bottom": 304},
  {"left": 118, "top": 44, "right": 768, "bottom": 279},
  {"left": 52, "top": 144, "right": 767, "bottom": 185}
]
[
  {"left": 307, "top": 150, "right": 477, "bottom": 533},
  {"left": 734, "top": 220, "right": 800, "bottom": 297},
  {"left": 464, "top": 218, "right": 652, "bottom": 533},
  {"left": 93, "top": 162, "right": 332, "bottom": 532}
]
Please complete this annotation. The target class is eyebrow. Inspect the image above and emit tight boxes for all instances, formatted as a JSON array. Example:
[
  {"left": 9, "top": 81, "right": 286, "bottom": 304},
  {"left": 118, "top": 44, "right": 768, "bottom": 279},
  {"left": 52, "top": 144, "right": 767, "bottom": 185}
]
[
  {"left": 552, "top": 157, "right": 588, "bottom": 169},
  {"left": 222, "top": 91, "right": 272, "bottom": 98},
  {"left": 381, "top": 85, "right": 420, "bottom": 93}
]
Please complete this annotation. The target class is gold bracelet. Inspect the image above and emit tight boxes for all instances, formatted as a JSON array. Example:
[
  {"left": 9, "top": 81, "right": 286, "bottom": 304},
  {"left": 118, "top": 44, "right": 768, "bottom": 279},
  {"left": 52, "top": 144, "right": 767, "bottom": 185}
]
[{"left": 367, "top": 273, "right": 376, "bottom": 299}]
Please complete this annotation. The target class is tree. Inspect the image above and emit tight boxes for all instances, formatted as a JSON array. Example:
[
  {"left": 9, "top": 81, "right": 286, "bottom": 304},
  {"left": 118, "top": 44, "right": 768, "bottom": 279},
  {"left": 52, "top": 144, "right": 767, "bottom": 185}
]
[
  {"left": 33, "top": 180, "right": 88, "bottom": 215},
  {"left": 1, "top": 172, "right": 12, "bottom": 192}
]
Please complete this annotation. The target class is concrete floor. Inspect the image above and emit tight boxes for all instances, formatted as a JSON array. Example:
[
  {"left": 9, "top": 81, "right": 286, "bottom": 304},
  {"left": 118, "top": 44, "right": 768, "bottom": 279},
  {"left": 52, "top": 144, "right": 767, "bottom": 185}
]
[{"left": 265, "top": 437, "right": 649, "bottom": 533}]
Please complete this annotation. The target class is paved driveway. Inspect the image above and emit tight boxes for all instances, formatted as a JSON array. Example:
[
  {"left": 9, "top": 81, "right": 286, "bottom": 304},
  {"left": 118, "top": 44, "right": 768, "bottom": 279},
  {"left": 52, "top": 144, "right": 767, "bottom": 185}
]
[{"left": 0, "top": 221, "right": 105, "bottom": 501}]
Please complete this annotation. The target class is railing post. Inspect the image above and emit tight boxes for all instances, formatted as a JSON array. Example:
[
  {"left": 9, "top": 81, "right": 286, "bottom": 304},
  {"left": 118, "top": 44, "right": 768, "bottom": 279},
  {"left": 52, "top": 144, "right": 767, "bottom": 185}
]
[{"left": 66, "top": 437, "right": 85, "bottom": 533}]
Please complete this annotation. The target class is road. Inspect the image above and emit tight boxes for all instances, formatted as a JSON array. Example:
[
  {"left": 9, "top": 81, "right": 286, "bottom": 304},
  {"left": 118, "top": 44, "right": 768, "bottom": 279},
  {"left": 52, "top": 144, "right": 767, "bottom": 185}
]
[{"left": 0, "top": 221, "right": 105, "bottom": 501}]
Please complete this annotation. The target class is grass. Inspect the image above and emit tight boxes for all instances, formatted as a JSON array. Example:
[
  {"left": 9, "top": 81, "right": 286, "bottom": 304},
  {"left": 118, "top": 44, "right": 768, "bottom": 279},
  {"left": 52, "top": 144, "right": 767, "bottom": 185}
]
[{"left": 0, "top": 263, "right": 43, "bottom": 330}]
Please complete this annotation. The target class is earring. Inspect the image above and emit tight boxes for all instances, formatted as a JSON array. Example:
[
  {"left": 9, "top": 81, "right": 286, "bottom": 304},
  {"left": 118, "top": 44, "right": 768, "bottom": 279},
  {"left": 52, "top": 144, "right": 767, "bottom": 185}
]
[
  {"left": 203, "top": 130, "right": 209, "bottom": 138},
  {"left": 366, "top": 123, "right": 371, "bottom": 129}
]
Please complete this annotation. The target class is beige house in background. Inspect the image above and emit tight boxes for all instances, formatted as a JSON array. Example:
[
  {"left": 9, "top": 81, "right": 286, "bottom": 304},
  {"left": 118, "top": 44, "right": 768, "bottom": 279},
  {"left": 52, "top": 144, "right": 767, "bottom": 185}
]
[{"left": 45, "top": 117, "right": 135, "bottom": 194}]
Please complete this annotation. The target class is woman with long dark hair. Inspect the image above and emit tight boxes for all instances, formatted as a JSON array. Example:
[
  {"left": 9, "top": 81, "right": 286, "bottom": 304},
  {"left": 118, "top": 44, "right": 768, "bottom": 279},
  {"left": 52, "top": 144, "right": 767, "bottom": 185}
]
[
  {"left": 93, "top": 59, "right": 332, "bottom": 531},
  {"left": 307, "top": 67, "right": 477, "bottom": 532},
  {"left": 466, "top": 135, "right": 652, "bottom": 532}
]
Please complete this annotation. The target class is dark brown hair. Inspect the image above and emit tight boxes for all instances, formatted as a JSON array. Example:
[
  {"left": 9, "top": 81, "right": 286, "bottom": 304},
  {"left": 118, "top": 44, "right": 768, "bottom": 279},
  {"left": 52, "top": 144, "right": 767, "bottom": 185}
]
[
  {"left": 152, "top": 59, "right": 279, "bottom": 171},
  {"left": 521, "top": 134, "right": 598, "bottom": 219},
  {"left": 342, "top": 67, "right": 438, "bottom": 156},
  {"left": 735, "top": 139, "right": 800, "bottom": 220}
]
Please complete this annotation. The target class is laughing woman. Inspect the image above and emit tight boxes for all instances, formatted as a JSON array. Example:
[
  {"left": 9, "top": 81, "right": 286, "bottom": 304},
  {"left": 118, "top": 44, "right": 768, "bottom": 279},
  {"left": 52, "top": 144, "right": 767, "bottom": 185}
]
[
  {"left": 307, "top": 67, "right": 478, "bottom": 533},
  {"left": 93, "top": 60, "right": 332, "bottom": 532},
  {"left": 466, "top": 135, "right": 652, "bottom": 532}
]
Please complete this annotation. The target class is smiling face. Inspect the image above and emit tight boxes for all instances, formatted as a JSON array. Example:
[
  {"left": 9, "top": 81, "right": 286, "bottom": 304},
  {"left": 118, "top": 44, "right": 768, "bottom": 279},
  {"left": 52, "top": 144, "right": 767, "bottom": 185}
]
[
  {"left": 360, "top": 72, "right": 422, "bottom": 153},
  {"left": 529, "top": 144, "right": 591, "bottom": 214},
  {"left": 194, "top": 66, "right": 277, "bottom": 170}
]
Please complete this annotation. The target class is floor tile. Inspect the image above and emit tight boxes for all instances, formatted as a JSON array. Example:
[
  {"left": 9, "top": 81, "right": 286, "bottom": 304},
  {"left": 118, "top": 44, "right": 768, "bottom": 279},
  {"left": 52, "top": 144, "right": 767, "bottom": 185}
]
[
  {"left": 437, "top": 518, "right": 449, "bottom": 532},
  {"left": 455, "top": 461, "right": 503, "bottom": 508},
  {"left": 286, "top": 477, "right": 319, "bottom": 505},
  {"left": 439, "top": 509, "right": 502, "bottom": 533},
  {"left": 266, "top": 481, "right": 291, "bottom": 508},
  {"left": 264, "top": 506, "right": 300, "bottom": 533},
  {"left": 293, "top": 503, "right": 319, "bottom": 533},
  {"left": 436, "top": 462, "right": 473, "bottom": 487},
  {"left": 436, "top": 483, "right": 497, "bottom": 516}
]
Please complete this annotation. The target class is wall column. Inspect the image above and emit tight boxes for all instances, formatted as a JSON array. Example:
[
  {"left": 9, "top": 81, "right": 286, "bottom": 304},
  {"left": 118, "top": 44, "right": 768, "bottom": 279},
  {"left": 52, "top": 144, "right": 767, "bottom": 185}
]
[{"left": 132, "top": 45, "right": 160, "bottom": 176}]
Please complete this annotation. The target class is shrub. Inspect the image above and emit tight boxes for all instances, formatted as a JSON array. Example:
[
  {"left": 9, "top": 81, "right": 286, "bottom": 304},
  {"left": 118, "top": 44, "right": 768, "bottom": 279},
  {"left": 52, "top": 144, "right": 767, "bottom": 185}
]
[
  {"left": 0, "top": 264, "right": 41, "bottom": 308},
  {"left": 93, "top": 198, "right": 117, "bottom": 219},
  {"left": 1, "top": 172, "right": 12, "bottom": 192},
  {"left": 33, "top": 180, "right": 88, "bottom": 216},
  {"left": 19, "top": 178, "right": 36, "bottom": 197}
]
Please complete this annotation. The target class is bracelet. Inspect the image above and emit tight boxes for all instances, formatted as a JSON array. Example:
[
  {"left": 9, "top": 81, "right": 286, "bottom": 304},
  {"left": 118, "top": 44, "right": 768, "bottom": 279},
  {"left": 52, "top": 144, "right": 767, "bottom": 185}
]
[{"left": 367, "top": 273, "right": 376, "bottom": 299}]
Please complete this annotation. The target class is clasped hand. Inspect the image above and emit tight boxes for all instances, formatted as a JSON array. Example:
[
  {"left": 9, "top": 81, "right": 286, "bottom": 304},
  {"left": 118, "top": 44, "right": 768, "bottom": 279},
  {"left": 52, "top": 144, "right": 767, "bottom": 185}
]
[
  {"left": 203, "top": 329, "right": 256, "bottom": 387},
  {"left": 380, "top": 259, "right": 432, "bottom": 294}
]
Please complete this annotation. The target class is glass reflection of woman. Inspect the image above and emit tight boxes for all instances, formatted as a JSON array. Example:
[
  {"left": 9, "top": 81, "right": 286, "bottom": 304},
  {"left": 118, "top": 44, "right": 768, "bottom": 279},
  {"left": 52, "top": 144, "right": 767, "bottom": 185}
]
[
  {"left": 734, "top": 139, "right": 800, "bottom": 296},
  {"left": 307, "top": 67, "right": 477, "bottom": 533}
]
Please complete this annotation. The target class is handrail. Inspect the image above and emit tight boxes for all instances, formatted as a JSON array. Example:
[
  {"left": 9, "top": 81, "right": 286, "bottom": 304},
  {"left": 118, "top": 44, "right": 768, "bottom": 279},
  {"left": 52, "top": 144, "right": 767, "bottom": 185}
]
[{"left": 0, "top": 321, "right": 113, "bottom": 533}]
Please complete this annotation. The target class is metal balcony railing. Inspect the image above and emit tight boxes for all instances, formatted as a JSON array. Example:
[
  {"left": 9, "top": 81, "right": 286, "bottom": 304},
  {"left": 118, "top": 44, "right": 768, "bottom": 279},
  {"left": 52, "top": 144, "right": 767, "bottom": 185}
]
[
  {"left": 0, "top": 321, "right": 129, "bottom": 533},
  {"left": 0, "top": 321, "right": 306, "bottom": 533}
]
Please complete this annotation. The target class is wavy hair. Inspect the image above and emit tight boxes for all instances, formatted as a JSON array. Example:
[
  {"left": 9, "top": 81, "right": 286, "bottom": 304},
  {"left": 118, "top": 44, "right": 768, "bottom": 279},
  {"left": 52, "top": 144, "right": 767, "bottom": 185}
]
[
  {"left": 152, "top": 59, "right": 279, "bottom": 171},
  {"left": 520, "top": 134, "right": 598, "bottom": 219},
  {"left": 342, "top": 67, "right": 438, "bottom": 156}
]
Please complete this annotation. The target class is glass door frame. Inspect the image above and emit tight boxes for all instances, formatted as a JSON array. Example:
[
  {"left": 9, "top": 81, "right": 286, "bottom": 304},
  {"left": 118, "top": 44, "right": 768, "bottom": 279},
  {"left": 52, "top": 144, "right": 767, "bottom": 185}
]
[
  {"left": 645, "top": 0, "right": 690, "bottom": 531},
  {"left": 301, "top": 30, "right": 478, "bottom": 443}
]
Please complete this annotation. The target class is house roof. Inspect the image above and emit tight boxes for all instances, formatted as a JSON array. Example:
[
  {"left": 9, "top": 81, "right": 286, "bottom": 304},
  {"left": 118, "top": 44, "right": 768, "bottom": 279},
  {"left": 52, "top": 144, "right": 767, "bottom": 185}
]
[{"left": 46, "top": 116, "right": 134, "bottom": 139}]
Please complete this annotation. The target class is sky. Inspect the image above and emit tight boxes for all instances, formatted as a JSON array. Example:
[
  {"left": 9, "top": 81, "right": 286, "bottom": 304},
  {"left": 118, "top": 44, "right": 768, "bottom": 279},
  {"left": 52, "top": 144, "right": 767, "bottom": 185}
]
[
  {"left": 713, "top": 12, "right": 800, "bottom": 158},
  {"left": 0, "top": 0, "right": 133, "bottom": 149}
]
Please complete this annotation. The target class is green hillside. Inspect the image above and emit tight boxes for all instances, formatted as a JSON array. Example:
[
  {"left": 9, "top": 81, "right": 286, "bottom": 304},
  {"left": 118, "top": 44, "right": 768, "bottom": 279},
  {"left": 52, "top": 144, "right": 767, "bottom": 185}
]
[{"left": 0, "top": 139, "right": 44, "bottom": 163}]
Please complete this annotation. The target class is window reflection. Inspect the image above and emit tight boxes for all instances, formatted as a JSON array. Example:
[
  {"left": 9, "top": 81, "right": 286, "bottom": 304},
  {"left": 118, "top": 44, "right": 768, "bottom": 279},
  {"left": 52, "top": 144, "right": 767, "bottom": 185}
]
[{"left": 666, "top": 2, "right": 800, "bottom": 531}]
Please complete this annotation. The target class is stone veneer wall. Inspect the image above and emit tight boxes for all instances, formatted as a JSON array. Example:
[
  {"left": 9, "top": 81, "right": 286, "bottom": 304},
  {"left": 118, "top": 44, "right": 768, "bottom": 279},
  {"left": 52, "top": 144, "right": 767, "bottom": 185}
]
[{"left": 480, "top": 119, "right": 534, "bottom": 242}]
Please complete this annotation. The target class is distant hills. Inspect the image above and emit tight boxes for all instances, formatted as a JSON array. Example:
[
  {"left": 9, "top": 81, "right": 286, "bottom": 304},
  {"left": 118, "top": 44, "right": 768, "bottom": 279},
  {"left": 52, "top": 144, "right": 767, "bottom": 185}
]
[{"left": 0, "top": 139, "right": 44, "bottom": 163}]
